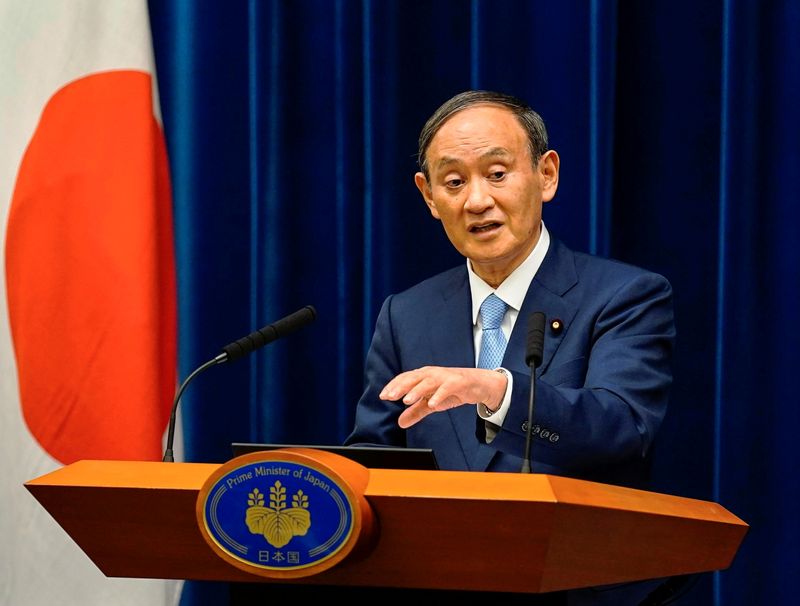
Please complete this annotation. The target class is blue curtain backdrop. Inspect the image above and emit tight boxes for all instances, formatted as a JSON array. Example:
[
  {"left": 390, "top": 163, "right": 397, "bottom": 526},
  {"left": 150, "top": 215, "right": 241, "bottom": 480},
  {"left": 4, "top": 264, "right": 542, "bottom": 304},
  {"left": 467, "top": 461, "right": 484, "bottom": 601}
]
[{"left": 148, "top": 1, "right": 799, "bottom": 605}]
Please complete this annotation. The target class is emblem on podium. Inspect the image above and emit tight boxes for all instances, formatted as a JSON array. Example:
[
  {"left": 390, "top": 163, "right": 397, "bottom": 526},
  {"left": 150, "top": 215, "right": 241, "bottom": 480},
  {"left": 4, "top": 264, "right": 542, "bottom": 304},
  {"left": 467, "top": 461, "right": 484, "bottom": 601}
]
[{"left": 196, "top": 448, "right": 373, "bottom": 578}]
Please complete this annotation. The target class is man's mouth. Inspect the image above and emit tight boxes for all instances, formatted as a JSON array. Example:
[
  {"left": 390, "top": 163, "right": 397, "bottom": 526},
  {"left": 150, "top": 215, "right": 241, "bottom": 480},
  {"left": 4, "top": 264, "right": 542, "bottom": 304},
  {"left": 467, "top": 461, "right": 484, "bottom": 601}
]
[{"left": 469, "top": 222, "right": 502, "bottom": 233}]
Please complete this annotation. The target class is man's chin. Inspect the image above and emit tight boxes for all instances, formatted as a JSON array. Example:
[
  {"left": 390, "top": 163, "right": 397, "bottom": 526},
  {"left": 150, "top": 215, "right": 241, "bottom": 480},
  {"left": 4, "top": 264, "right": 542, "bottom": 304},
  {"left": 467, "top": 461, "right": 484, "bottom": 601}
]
[{"left": 465, "top": 244, "right": 509, "bottom": 265}]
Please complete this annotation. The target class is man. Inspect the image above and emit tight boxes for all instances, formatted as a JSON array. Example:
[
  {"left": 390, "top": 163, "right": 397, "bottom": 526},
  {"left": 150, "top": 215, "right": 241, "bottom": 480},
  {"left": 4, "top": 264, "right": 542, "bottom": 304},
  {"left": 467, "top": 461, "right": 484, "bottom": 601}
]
[
  {"left": 343, "top": 91, "right": 678, "bottom": 605},
  {"left": 346, "top": 90, "right": 675, "bottom": 492}
]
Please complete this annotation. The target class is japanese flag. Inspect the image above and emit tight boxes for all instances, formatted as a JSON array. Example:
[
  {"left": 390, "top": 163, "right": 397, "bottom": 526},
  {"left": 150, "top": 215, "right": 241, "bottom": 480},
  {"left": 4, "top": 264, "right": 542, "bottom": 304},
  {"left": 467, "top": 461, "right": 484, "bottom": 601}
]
[{"left": 1, "top": 1, "right": 180, "bottom": 604}]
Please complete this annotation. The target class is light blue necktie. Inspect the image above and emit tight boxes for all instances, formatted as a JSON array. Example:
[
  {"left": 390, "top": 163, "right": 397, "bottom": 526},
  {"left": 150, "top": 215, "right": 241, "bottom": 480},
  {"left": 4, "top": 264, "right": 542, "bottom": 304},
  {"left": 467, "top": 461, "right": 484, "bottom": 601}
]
[{"left": 477, "top": 293, "right": 508, "bottom": 369}]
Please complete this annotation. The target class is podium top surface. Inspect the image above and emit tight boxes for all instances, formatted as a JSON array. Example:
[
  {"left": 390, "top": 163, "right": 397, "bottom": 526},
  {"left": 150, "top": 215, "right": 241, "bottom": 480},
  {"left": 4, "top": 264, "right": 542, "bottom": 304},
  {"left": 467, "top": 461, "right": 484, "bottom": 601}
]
[{"left": 27, "top": 459, "right": 745, "bottom": 525}]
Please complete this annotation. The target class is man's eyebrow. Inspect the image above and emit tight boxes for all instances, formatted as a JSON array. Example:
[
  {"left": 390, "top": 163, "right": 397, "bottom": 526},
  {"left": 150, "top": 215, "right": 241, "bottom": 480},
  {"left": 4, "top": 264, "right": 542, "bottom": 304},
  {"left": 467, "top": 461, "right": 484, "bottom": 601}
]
[
  {"left": 480, "top": 147, "right": 512, "bottom": 160},
  {"left": 436, "top": 156, "right": 461, "bottom": 170},
  {"left": 435, "top": 147, "right": 513, "bottom": 171}
]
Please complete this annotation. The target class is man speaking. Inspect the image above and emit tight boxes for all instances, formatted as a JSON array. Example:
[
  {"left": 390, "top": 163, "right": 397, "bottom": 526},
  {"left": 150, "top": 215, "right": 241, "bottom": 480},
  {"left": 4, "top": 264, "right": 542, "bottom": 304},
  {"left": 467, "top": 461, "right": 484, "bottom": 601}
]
[
  {"left": 345, "top": 90, "right": 677, "bottom": 604},
  {"left": 346, "top": 89, "right": 675, "bottom": 493}
]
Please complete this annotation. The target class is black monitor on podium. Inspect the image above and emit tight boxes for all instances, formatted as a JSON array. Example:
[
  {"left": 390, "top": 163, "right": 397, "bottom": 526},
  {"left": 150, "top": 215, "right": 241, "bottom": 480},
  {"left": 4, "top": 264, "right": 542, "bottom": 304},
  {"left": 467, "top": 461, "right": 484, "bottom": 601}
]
[{"left": 230, "top": 443, "right": 439, "bottom": 471}]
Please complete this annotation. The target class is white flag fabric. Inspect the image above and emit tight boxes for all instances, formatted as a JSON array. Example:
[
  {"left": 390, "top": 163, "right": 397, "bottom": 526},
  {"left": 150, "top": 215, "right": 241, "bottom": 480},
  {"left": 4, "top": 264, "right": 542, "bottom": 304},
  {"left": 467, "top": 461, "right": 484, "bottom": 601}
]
[{"left": 1, "top": 1, "right": 181, "bottom": 604}]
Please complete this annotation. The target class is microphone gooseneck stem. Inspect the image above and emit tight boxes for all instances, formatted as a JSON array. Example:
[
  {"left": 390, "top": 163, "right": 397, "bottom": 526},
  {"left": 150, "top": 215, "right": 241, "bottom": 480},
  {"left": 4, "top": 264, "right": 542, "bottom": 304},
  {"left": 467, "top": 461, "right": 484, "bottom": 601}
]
[
  {"left": 521, "top": 311, "right": 545, "bottom": 474},
  {"left": 521, "top": 369, "right": 536, "bottom": 473},
  {"left": 162, "top": 353, "right": 226, "bottom": 463}
]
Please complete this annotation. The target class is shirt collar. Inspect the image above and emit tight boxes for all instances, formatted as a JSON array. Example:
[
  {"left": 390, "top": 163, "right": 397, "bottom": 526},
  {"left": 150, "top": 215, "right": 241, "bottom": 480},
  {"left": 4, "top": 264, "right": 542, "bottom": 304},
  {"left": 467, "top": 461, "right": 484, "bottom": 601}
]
[{"left": 468, "top": 222, "right": 551, "bottom": 324}]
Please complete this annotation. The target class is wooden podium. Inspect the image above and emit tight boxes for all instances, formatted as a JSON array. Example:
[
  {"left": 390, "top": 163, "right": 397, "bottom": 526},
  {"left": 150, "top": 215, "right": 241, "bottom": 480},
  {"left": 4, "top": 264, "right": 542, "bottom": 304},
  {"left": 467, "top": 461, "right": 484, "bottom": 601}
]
[{"left": 25, "top": 450, "right": 747, "bottom": 595}]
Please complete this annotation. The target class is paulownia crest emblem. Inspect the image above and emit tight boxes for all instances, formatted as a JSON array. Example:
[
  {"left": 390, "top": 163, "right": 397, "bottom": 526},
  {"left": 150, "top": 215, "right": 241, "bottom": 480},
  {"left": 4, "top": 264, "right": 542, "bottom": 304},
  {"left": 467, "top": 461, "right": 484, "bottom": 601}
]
[{"left": 245, "top": 481, "right": 311, "bottom": 548}]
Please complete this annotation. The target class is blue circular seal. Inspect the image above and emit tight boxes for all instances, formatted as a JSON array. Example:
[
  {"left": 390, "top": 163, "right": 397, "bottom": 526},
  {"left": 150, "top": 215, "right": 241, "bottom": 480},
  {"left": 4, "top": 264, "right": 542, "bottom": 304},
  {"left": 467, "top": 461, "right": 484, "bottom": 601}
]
[{"left": 200, "top": 458, "right": 356, "bottom": 572}]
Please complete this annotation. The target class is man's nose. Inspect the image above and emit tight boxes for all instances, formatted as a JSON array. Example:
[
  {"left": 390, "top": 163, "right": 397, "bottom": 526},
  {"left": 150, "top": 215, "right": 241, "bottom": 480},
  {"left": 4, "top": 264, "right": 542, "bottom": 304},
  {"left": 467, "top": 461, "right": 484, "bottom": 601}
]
[{"left": 463, "top": 179, "right": 494, "bottom": 213}]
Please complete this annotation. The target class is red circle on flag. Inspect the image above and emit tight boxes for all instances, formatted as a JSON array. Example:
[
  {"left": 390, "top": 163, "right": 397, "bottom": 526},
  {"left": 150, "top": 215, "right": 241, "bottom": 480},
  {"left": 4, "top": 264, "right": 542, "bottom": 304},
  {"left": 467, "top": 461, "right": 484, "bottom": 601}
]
[{"left": 5, "top": 70, "right": 177, "bottom": 464}]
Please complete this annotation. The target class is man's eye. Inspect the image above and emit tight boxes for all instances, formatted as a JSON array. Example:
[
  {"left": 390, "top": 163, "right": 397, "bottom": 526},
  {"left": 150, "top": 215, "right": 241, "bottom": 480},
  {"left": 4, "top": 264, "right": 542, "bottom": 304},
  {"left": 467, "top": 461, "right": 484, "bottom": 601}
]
[
  {"left": 488, "top": 171, "right": 506, "bottom": 181},
  {"left": 445, "top": 178, "right": 464, "bottom": 188}
]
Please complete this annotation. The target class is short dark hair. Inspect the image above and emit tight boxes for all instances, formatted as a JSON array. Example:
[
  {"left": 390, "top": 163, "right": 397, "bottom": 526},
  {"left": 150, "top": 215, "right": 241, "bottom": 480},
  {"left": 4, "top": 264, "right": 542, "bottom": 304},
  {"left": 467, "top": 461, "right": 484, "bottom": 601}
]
[{"left": 417, "top": 90, "right": 549, "bottom": 180}]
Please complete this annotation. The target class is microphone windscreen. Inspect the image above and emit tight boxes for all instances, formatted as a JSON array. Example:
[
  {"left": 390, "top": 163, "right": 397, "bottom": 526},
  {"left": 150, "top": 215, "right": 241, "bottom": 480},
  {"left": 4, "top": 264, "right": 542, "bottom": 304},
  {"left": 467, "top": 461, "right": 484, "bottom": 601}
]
[
  {"left": 525, "top": 311, "right": 546, "bottom": 368},
  {"left": 271, "top": 305, "right": 317, "bottom": 339},
  {"left": 222, "top": 305, "right": 317, "bottom": 362}
]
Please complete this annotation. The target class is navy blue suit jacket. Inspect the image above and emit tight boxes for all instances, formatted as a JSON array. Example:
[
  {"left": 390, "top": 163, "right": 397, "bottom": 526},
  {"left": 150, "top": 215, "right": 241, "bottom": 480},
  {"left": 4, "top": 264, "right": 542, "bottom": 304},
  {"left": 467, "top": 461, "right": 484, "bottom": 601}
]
[{"left": 347, "top": 236, "right": 675, "bottom": 489}]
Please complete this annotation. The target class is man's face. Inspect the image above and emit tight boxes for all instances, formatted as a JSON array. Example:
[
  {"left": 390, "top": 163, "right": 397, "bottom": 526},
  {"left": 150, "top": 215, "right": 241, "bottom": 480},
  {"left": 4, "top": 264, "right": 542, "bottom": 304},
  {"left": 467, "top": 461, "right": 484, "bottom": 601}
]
[{"left": 415, "top": 104, "right": 559, "bottom": 287}]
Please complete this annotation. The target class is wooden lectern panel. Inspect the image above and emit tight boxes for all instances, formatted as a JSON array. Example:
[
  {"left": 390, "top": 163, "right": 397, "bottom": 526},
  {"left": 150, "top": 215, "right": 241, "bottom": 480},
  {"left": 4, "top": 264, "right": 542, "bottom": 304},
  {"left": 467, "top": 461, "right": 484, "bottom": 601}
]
[{"left": 25, "top": 459, "right": 748, "bottom": 593}]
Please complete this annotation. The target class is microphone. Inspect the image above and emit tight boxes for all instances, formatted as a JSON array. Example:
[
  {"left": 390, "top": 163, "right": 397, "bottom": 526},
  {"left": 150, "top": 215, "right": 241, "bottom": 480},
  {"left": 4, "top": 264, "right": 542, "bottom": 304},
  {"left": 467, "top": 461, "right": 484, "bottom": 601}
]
[
  {"left": 521, "top": 311, "right": 545, "bottom": 473},
  {"left": 162, "top": 305, "right": 317, "bottom": 462},
  {"left": 221, "top": 305, "right": 317, "bottom": 362}
]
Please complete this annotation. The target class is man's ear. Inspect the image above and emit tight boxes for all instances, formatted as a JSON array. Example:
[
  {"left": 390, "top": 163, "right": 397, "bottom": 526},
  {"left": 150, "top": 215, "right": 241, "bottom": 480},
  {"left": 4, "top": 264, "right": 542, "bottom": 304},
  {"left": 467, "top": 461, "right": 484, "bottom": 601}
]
[
  {"left": 415, "top": 172, "right": 440, "bottom": 219},
  {"left": 538, "top": 150, "right": 560, "bottom": 203}
]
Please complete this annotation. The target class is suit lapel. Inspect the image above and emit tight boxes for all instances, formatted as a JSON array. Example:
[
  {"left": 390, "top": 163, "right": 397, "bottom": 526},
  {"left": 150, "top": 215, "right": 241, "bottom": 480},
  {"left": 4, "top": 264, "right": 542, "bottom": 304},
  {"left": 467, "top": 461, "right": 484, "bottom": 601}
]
[
  {"left": 427, "top": 267, "right": 474, "bottom": 367},
  {"left": 505, "top": 237, "right": 579, "bottom": 377},
  {"left": 474, "top": 239, "right": 580, "bottom": 469}
]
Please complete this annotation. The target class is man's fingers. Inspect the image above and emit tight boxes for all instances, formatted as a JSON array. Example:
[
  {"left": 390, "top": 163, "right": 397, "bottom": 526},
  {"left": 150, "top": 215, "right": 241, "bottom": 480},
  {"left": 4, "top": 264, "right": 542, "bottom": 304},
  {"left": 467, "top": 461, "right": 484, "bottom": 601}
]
[
  {"left": 379, "top": 369, "right": 422, "bottom": 400},
  {"left": 381, "top": 367, "right": 504, "bottom": 427},
  {"left": 427, "top": 391, "right": 461, "bottom": 410},
  {"left": 397, "top": 400, "right": 434, "bottom": 428},
  {"left": 380, "top": 368, "right": 436, "bottom": 401},
  {"left": 401, "top": 377, "right": 438, "bottom": 405}
]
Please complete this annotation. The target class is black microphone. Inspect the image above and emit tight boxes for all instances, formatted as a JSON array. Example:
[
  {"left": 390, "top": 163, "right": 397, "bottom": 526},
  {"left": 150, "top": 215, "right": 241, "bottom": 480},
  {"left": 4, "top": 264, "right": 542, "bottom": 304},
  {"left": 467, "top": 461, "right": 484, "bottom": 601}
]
[
  {"left": 521, "top": 311, "right": 545, "bottom": 473},
  {"left": 162, "top": 305, "right": 317, "bottom": 462},
  {"left": 221, "top": 305, "right": 317, "bottom": 362}
]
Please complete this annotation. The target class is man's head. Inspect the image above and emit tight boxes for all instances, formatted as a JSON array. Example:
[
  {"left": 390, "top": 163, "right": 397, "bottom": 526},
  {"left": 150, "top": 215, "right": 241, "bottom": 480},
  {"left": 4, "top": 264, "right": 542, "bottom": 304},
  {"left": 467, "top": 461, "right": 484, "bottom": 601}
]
[
  {"left": 417, "top": 90, "right": 549, "bottom": 182},
  {"left": 414, "top": 90, "right": 560, "bottom": 288}
]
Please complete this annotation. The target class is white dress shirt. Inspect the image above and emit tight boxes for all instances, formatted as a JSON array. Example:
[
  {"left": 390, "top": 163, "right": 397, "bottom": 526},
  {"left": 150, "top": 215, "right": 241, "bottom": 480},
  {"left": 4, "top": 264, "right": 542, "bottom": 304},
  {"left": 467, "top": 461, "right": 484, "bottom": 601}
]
[{"left": 467, "top": 222, "right": 551, "bottom": 440}]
